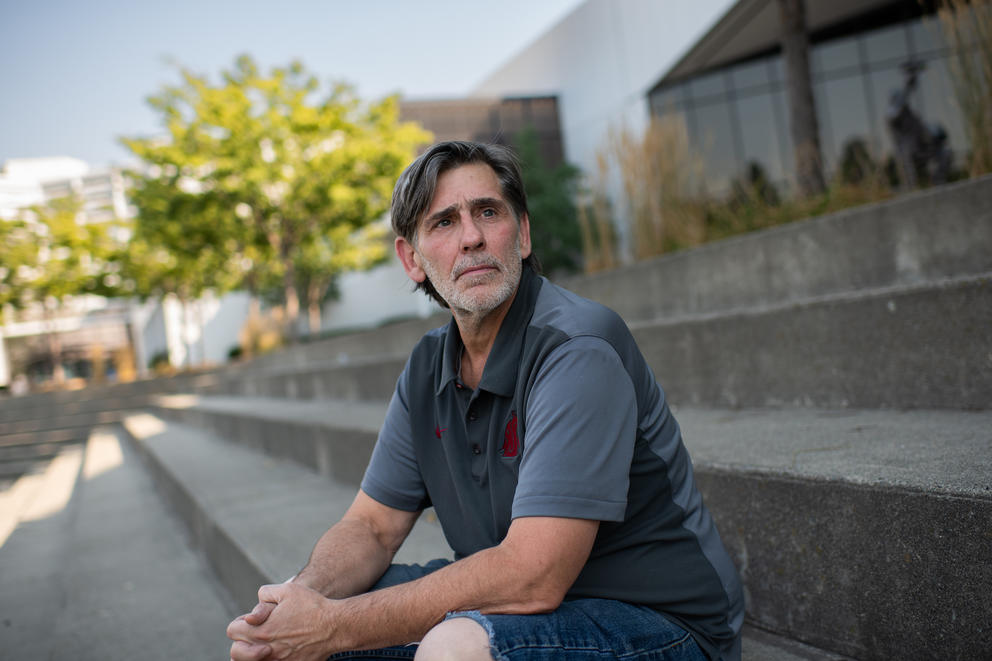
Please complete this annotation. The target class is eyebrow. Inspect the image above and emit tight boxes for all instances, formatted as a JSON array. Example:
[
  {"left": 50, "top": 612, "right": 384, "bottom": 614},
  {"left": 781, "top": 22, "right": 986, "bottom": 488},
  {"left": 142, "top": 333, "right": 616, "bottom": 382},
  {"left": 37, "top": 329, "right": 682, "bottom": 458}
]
[{"left": 423, "top": 197, "right": 508, "bottom": 225}]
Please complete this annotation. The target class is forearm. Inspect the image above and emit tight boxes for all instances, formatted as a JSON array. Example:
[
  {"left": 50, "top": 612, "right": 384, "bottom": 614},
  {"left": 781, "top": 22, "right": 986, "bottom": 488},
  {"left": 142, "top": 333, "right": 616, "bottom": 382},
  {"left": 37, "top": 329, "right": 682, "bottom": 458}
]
[
  {"left": 294, "top": 518, "right": 395, "bottom": 599},
  {"left": 327, "top": 517, "right": 595, "bottom": 652}
]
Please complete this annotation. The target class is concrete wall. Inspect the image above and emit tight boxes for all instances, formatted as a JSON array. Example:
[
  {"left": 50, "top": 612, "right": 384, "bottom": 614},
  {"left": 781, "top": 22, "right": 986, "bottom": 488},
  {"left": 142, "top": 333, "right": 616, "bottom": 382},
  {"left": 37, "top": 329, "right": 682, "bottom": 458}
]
[{"left": 319, "top": 256, "right": 440, "bottom": 333}]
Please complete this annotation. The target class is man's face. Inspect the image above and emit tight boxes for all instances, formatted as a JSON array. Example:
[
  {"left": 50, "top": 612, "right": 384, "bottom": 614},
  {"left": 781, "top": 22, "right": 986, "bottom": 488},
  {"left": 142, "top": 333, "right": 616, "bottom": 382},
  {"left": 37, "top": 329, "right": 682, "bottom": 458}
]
[{"left": 396, "top": 162, "right": 532, "bottom": 316}]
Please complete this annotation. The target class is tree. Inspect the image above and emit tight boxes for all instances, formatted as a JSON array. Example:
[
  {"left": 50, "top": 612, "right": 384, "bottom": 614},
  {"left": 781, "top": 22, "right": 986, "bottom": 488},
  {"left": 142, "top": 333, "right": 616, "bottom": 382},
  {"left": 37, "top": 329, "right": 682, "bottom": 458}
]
[
  {"left": 122, "top": 55, "right": 430, "bottom": 339},
  {"left": 0, "top": 196, "right": 123, "bottom": 383},
  {"left": 512, "top": 128, "right": 584, "bottom": 276},
  {"left": 777, "top": 0, "right": 827, "bottom": 196}
]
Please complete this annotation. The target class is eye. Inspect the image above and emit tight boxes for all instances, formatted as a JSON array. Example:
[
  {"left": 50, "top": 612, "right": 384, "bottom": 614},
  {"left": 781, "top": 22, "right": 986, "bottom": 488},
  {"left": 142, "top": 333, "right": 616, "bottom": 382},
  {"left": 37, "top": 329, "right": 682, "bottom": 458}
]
[{"left": 480, "top": 207, "right": 497, "bottom": 218}]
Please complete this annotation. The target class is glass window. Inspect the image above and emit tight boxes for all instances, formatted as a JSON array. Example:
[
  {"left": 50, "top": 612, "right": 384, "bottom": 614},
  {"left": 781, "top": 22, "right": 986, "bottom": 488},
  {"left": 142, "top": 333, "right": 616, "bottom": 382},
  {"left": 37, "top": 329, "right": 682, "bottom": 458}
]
[
  {"left": 732, "top": 59, "right": 771, "bottom": 93},
  {"left": 813, "top": 35, "right": 862, "bottom": 77},
  {"left": 914, "top": 55, "right": 968, "bottom": 168},
  {"left": 768, "top": 55, "right": 785, "bottom": 85},
  {"left": 770, "top": 89, "right": 795, "bottom": 188},
  {"left": 734, "top": 92, "right": 789, "bottom": 183},
  {"left": 909, "top": 17, "right": 947, "bottom": 56},
  {"left": 863, "top": 23, "right": 911, "bottom": 68},
  {"left": 814, "top": 74, "right": 873, "bottom": 175},
  {"left": 689, "top": 100, "right": 740, "bottom": 193},
  {"left": 650, "top": 84, "right": 685, "bottom": 116},
  {"left": 689, "top": 70, "right": 728, "bottom": 103},
  {"left": 867, "top": 66, "right": 909, "bottom": 160}
]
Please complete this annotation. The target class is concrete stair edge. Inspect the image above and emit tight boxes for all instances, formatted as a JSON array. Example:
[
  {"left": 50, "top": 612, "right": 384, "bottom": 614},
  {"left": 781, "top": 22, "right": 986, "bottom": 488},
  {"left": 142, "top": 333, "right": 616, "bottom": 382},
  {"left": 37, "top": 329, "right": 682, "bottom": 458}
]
[{"left": 120, "top": 410, "right": 847, "bottom": 660}]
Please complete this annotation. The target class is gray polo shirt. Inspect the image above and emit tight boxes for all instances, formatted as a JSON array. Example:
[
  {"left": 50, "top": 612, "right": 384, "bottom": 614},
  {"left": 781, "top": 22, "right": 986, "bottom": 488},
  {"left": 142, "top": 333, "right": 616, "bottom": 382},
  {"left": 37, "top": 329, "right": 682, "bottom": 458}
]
[{"left": 361, "top": 268, "right": 744, "bottom": 661}]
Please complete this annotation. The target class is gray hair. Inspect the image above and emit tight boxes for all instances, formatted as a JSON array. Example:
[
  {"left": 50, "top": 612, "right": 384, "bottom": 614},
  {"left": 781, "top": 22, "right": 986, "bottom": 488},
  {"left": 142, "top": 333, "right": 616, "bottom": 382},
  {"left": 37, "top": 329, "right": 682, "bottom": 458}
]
[{"left": 390, "top": 140, "right": 540, "bottom": 307}]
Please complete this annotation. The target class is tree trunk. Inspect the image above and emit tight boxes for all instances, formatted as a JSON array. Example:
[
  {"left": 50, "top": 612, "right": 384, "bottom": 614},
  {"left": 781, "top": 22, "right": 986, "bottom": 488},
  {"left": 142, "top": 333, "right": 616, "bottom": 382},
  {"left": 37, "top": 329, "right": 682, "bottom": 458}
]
[
  {"left": 778, "top": 0, "right": 827, "bottom": 197},
  {"left": 307, "top": 279, "right": 328, "bottom": 336},
  {"left": 180, "top": 296, "right": 194, "bottom": 368},
  {"left": 44, "top": 306, "right": 65, "bottom": 385},
  {"left": 196, "top": 298, "right": 208, "bottom": 366},
  {"left": 284, "top": 279, "right": 300, "bottom": 342}
]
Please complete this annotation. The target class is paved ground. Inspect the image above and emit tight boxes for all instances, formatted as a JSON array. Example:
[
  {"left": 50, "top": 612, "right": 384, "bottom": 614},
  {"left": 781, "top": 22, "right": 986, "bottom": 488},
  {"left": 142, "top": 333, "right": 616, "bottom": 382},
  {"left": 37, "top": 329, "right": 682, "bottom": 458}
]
[{"left": 0, "top": 426, "right": 234, "bottom": 660}]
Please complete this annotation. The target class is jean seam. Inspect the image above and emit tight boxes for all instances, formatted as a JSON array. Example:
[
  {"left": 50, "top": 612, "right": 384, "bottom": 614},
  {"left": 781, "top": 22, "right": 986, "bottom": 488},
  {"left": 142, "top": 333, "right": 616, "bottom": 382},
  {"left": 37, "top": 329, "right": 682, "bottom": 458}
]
[{"left": 499, "top": 630, "right": 695, "bottom": 659}]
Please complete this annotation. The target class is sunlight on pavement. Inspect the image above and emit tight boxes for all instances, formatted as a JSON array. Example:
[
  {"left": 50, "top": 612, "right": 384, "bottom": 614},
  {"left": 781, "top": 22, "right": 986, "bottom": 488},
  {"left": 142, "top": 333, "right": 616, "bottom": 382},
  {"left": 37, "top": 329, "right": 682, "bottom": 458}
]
[
  {"left": 123, "top": 413, "right": 167, "bottom": 439},
  {"left": 0, "top": 446, "right": 83, "bottom": 547},
  {"left": 83, "top": 428, "right": 124, "bottom": 480}
]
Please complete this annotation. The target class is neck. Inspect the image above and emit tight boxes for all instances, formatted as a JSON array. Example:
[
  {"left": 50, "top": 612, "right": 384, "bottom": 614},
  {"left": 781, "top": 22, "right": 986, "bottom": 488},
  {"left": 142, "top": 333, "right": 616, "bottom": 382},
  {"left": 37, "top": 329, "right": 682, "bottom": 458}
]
[{"left": 452, "top": 289, "right": 517, "bottom": 390}]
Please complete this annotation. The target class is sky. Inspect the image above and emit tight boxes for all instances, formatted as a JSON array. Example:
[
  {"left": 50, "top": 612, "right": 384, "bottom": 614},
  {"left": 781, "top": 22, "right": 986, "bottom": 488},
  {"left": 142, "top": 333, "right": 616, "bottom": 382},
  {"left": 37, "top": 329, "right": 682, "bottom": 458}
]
[{"left": 0, "top": 0, "right": 588, "bottom": 169}]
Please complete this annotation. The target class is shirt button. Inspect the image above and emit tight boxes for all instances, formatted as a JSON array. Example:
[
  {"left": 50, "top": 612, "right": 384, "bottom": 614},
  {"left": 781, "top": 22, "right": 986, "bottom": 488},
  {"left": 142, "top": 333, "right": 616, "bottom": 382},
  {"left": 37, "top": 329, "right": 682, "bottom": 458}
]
[
  {"left": 468, "top": 409, "right": 478, "bottom": 421},
  {"left": 472, "top": 444, "right": 482, "bottom": 455}
]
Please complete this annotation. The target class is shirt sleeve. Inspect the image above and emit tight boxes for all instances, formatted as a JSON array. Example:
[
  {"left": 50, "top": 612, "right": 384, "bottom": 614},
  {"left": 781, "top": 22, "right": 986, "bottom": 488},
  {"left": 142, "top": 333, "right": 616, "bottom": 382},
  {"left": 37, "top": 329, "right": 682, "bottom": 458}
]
[
  {"left": 360, "top": 364, "right": 429, "bottom": 512},
  {"left": 512, "top": 335, "right": 637, "bottom": 522}
]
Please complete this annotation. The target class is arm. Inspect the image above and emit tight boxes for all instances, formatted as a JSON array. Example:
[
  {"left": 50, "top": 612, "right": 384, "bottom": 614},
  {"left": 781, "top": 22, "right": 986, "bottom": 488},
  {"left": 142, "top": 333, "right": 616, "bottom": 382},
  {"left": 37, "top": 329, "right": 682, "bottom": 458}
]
[
  {"left": 226, "top": 489, "right": 419, "bottom": 660},
  {"left": 293, "top": 490, "right": 421, "bottom": 598},
  {"left": 229, "top": 512, "right": 599, "bottom": 660}
]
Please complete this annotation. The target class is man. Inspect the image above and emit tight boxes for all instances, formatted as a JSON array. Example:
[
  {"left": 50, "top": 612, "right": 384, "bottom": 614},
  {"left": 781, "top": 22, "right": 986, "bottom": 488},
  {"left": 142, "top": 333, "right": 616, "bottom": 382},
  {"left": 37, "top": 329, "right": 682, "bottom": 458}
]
[{"left": 228, "top": 141, "right": 744, "bottom": 661}]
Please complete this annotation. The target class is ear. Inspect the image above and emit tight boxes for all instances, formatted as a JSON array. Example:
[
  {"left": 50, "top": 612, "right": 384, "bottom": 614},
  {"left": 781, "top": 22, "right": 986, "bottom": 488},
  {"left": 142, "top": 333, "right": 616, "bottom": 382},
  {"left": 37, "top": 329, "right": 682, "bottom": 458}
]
[
  {"left": 395, "top": 236, "right": 427, "bottom": 283},
  {"left": 518, "top": 212, "right": 533, "bottom": 259}
]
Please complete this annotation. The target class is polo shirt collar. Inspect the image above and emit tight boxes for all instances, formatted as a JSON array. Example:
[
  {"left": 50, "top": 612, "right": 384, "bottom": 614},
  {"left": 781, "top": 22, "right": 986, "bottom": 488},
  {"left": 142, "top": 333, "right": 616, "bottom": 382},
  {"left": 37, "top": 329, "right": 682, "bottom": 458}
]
[{"left": 435, "top": 267, "right": 542, "bottom": 397}]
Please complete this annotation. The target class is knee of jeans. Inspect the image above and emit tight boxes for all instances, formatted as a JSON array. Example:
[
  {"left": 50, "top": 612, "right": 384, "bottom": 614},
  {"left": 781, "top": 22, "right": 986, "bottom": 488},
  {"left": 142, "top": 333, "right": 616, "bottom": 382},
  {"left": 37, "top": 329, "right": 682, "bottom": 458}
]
[{"left": 414, "top": 615, "right": 493, "bottom": 661}]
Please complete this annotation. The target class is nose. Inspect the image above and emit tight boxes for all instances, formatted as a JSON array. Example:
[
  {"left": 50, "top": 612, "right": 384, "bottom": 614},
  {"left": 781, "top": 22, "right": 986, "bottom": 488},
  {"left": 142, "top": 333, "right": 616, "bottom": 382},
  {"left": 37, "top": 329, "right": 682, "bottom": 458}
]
[{"left": 460, "top": 215, "right": 484, "bottom": 252}]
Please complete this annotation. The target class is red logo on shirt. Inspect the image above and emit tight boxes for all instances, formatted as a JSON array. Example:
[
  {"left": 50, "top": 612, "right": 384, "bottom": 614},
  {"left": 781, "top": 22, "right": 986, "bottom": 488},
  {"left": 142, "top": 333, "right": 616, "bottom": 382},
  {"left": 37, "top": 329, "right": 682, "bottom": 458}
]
[
  {"left": 434, "top": 425, "right": 447, "bottom": 439},
  {"left": 502, "top": 412, "right": 519, "bottom": 457}
]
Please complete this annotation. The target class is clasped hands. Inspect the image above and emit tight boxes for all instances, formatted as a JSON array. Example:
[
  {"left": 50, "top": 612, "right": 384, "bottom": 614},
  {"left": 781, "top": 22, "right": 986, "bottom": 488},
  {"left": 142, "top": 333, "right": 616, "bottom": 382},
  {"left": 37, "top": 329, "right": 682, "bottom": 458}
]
[{"left": 227, "top": 582, "right": 338, "bottom": 661}]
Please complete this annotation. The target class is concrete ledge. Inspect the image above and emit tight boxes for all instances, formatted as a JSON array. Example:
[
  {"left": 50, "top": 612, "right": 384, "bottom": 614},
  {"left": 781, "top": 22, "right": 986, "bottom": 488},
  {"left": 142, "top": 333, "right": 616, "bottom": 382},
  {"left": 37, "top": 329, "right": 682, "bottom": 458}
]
[
  {"left": 699, "top": 469, "right": 991, "bottom": 660},
  {"left": 146, "top": 395, "right": 991, "bottom": 658},
  {"left": 678, "top": 406, "right": 992, "bottom": 659},
  {"left": 565, "top": 175, "right": 992, "bottom": 322},
  {"left": 634, "top": 273, "right": 992, "bottom": 409},
  {"left": 193, "top": 177, "right": 992, "bottom": 383},
  {"left": 120, "top": 412, "right": 450, "bottom": 614},
  {"left": 122, "top": 408, "right": 845, "bottom": 660},
  {"left": 198, "top": 355, "right": 408, "bottom": 403},
  {"left": 191, "top": 275, "right": 991, "bottom": 411},
  {"left": 151, "top": 395, "right": 384, "bottom": 487}
]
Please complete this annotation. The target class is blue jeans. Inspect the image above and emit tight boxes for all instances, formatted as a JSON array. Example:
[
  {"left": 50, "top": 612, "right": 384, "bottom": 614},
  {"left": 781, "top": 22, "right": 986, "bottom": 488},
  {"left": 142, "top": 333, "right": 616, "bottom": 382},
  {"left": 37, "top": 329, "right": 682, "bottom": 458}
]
[{"left": 330, "top": 560, "right": 706, "bottom": 660}]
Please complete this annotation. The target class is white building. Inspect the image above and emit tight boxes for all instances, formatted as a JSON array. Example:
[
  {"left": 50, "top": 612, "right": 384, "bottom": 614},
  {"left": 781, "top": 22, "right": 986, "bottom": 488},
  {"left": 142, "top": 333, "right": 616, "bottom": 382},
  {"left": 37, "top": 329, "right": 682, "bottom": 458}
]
[
  {"left": 0, "top": 158, "right": 255, "bottom": 387},
  {"left": 472, "top": 0, "right": 737, "bottom": 259}
]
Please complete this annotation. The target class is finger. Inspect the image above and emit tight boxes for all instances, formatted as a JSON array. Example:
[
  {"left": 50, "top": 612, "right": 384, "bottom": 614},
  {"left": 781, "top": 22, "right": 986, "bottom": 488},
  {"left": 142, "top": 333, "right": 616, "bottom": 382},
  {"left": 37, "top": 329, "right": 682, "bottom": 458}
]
[
  {"left": 257, "top": 583, "right": 286, "bottom": 604},
  {"left": 230, "top": 639, "right": 272, "bottom": 661},
  {"left": 227, "top": 616, "right": 258, "bottom": 643},
  {"left": 243, "top": 600, "right": 277, "bottom": 626}
]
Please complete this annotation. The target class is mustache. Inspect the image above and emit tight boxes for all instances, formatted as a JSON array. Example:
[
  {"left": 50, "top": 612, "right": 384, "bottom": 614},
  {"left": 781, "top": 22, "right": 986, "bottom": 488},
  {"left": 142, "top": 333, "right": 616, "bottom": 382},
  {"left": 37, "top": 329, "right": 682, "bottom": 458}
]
[{"left": 452, "top": 256, "right": 503, "bottom": 279}]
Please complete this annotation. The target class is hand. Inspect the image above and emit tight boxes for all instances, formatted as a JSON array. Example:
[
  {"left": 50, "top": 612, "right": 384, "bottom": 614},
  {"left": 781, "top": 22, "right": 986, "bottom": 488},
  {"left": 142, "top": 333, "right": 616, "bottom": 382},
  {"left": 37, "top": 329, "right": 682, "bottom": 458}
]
[
  {"left": 227, "top": 601, "right": 277, "bottom": 661},
  {"left": 227, "top": 583, "right": 336, "bottom": 661}
]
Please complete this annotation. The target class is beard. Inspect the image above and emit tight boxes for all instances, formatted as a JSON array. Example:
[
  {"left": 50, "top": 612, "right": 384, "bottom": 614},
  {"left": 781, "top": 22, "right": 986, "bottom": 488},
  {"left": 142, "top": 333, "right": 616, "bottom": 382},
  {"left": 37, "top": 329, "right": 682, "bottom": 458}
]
[{"left": 420, "top": 239, "right": 523, "bottom": 316}]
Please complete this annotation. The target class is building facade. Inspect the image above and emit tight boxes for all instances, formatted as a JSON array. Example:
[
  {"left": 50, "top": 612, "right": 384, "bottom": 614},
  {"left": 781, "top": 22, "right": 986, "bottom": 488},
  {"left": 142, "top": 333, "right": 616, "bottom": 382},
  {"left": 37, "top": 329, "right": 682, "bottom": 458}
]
[{"left": 647, "top": 0, "right": 969, "bottom": 194}]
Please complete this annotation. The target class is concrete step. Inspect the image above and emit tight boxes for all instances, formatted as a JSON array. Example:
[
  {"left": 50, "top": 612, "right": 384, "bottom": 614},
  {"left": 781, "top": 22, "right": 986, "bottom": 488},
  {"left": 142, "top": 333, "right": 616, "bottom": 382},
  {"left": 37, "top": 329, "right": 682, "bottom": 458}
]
[
  {"left": 633, "top": 272, "right": 992, "bottom": 409},
  {"left": 120, "top": 409, "right": 847, "bottom": 660},
  {"left": 0, "top": 369, "right": 220, "bottom": 423},
  {"left": 119, "top": 412, "right": 450, "bottom": 613},
  {"left": 0, "top": 427, "right": 234, "bottom": 660},
  {"left": 210, "top": 175, "right": 992, "bottom": 377},
  {"left": 146, "top": 393, "right": 992, "bottom": 660},
  {"left": 564, "top": 174, "right": 992, "bottom": 323},
  {"left": 194, "top": 273, "right": 992, "bottom": 410},
  {"left": 196, "top": 353, "right": 408, "bottom": 405}
]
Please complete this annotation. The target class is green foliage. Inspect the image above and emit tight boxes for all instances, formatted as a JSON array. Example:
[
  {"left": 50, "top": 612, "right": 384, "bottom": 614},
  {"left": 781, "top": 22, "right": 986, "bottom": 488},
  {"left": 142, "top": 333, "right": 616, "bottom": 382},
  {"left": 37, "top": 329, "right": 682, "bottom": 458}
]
[
  {"left": 120, "top": 54, "right": 431, "bottom": 331},
  {"left": 0, "top": 196, "right": 124, "bottom": 321},
  {"left": 512, "top": 128, "right": 583, "bottom": 276}
]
